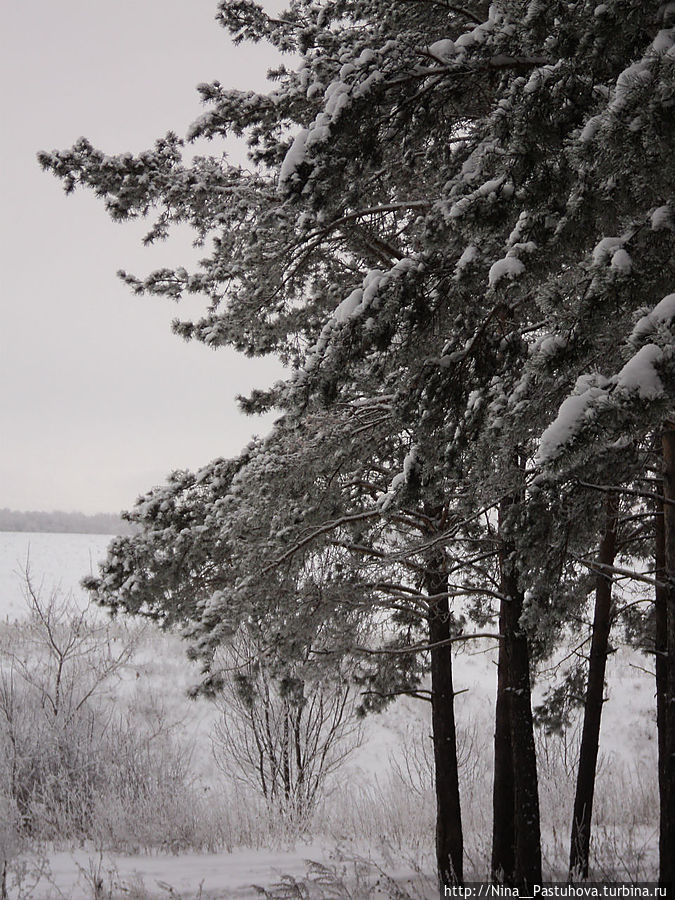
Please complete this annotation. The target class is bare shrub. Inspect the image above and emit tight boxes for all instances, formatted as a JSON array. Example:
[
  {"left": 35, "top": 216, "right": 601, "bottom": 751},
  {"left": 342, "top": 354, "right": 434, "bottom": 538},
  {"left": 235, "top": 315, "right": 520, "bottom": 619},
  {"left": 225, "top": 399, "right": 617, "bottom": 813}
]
[{"left": 211, "top": 628, "right": 362, "bottom": 828}]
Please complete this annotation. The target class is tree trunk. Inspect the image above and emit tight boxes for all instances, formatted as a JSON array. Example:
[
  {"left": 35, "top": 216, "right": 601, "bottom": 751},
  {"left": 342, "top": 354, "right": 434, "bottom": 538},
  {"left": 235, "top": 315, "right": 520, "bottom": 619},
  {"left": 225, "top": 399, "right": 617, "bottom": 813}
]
[
  {"left": 282, "top": 702, "right": 291, "bottom": 812},
  {"left": 660, "top": 421, "right": 675, "bottom": 887},
  {"left": 569, "top": 493, "right": 619, "bottom": 879},
  {"left": 426, "top": 560, "right": 464, "bottom": 890},
  {"left": 655, "top": 487, "right": 670, "bottom": 886},
  {"left": 491, "top": 605, "right": 515, "bottom": 882},
  {"left": 493, "top": 499, "right": 541, "bottom": 888},
  {"left": 503, "top": 578, "right": 542, "bottom": 887}
]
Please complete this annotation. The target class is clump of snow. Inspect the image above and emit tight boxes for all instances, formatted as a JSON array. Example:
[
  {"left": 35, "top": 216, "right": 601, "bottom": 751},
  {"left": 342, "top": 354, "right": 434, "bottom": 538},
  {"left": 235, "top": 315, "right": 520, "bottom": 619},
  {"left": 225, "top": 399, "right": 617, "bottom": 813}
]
[
  {"left": 610, "top": 248, "right": 633, "bottom": 275},
  {"left": 333, "top": 287, "right": 364, "bottom": 324},
  {"left": 448, "top": 197, "right": 471, "bottom": 219},
  {"left": 282, "top": 57, "right": 393, "bottom": 189},
  {"left": 403, "top": 445, "right": 419, "bottom": 482},
  {"left": 377, "top": 475, "right": 403, "bottom": 512},
  {"left": 609, "top": 60, "right": 652, "bottom": 114},
  {"left": 454, "top": 244, "right": 479, "bottom": 279},
  {"left": 580, "top": 115, "right": 602, "bottom": 143},
  {"left": 629, "top": 293, "right": 675, "bottom": 348},
  {"left": 478, "top": 176, "right": 504, "bottom": 197},
  {"left": 592, "top": 235, "right": 625, "bottom": 265},
  {"left": 355, "top": 48, "right": 376, "bottom": 66},
  {"left": 647, "top": 292, "right": 675, "bottom": 324},
  {"left": 533, "top": 333, "right": 567, "bottom": 359},
  {"left": 579, "top": 29, "right": 673, "bottom": 141},
  {"left": 652, "top": 28, "right": 675, "bottom": 55},
  {"left": 651, "top": 205, "right": 673, "bottom": 231},
  {"left": 537, "top": 312, "right": 672, "bottom": 464},
  {"left": 523, "top": 70, "right": 542, "bottom": 94},
  {"left": 464, "top": 389, "right": 484, "bottom": 420},
  {"left": 511, "top": 240, "right": 537, "bottom": 256},
  {"left": 377, "top": 446, "right": 420, "bottom": 511},
  {"left": 507, "top": 211, "right": 530, "bottom": 246},
  {"left": 324, "top": 79, "right": 351, "bottom": 117},
  {"left": 278, "top": 129, "right": 309, "bottom": 191},
  {"left": 349, "top": 394, "right": 395, "bottom": 409},
  {"left": 616, "top": 343, "right": 665, "bottom": 399},
  {"left": 488, "top": 254, "right": 525, "bottom": 286},
  {"left": 428, "top": 39, "right": 456, "bottom": 61},
  {"left": 352, "top": 68, "right": 384, "bottom": 99},
  {"left": 535, "top": 374, "right": 610, "bottom": 464}
]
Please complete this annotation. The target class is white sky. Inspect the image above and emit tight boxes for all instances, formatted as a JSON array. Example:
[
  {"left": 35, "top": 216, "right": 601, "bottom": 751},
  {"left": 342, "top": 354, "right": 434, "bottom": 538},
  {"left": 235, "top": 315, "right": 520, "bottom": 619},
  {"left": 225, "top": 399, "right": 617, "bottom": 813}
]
[{"left": 1, "top": 1, "right": 287, "bottom": 514}]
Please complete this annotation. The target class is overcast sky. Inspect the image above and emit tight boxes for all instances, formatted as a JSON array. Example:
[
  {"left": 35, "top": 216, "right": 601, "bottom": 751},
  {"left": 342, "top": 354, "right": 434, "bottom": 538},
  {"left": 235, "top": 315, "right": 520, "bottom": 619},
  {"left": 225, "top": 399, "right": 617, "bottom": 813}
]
[{"left": 1, "top": 1, "right": 287, "bottom": 514}]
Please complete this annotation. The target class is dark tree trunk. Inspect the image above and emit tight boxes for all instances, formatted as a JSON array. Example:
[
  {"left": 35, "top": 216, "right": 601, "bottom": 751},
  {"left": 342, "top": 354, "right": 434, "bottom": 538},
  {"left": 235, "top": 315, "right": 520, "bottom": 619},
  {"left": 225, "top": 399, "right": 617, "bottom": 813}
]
[
  {"left": 660, "top": 421, "right": 675, "bottom": 887},
  {"left": 426, "top": 560, "right": 464, "bottom": 890},
  {"left": 569, "top": 493, "right": 619, "bottom": 879},
  {"left": 655, "top": 487, "right": 670, "bottom": 885},
  {"left": 492, "top": 499, "right": 541, "bottom": 888},
  {"left": 503, "top": 577, "right": 542, "bottom": 887},
  {"left": 491, "top": 605, "right": 515, "bottom": 882}
]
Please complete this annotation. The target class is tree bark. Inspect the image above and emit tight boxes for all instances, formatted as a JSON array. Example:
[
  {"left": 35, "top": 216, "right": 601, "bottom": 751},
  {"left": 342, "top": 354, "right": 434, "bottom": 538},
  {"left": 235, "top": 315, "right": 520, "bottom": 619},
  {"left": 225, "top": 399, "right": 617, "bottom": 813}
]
[
  {"left": 492, "top": 499, "right": 541, "bottom": 888},
  {"left": 569, "top": 492, "right": 619, "bottom": 879},
  {"left": 655, "top": 487, "right": 670, "bottom": 886},
  {"left": 660, "top": 421, "right": 675, "bottom": 887},
  {"left": 426, "top": 559, "right": 464, "bottom": 890}
]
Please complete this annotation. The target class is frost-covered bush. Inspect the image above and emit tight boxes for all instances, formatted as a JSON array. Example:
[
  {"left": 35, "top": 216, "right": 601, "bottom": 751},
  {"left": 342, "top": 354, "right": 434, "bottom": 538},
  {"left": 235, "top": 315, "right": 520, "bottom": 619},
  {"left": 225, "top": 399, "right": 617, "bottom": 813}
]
[{"left": 0, "top": 579, "right": 214, "bottom": 852}]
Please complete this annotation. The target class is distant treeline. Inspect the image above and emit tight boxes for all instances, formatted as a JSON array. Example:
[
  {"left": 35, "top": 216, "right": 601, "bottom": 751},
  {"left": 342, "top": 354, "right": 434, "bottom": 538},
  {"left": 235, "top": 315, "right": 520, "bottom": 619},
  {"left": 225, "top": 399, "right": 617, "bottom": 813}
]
[{"left": 0, "top": 508, "right": 136, "bottom": 535}]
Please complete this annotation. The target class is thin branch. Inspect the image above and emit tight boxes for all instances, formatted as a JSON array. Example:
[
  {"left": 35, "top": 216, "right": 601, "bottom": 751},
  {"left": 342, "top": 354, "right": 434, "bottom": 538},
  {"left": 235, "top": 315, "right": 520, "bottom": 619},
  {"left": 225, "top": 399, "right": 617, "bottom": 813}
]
[
  {"left": 360, "top": 688, "right": 433, "bottom": 704},
  {"left": 265, "top": 510, "right": 382, "bottom": 572},
  {"left": 390, "top": 55, "right": 552, "bottom": 85},
  {"left": 283, "top": 201, "right": 430, "bottom": 282},
  {"left": 571, "top": 554, "right": 663, "bottom": 588},
  {"left": 348, "top": 631, "right": 501, "bottom": 656},
  {"left": 576, "top": 480, "right": 675, "bottom": 508},
  {"left": 629, "top": 662, "right": 655, "bottom": 678}
]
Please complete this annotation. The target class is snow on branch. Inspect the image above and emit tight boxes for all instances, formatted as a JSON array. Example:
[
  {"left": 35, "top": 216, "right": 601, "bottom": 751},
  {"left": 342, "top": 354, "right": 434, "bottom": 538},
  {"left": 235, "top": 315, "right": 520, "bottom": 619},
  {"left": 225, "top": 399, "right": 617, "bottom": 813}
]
[
  {"left": 578, "top": 26, "right": 675, "bottom": 143},
  {"left": 628, "top": 293, "right": 675, "bottom": 350},
  {"left": 536, "top": 290, "right": 675, "bottom": 466},
  {"left": 297, "top": 257, "right": 422, "bottom": 381}
]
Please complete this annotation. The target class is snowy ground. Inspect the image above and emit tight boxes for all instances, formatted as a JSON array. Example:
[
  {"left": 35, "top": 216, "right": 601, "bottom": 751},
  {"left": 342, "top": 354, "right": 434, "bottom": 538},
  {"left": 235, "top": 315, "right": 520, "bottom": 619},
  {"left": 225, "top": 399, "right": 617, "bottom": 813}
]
[
  {"left": 20, "top": 845, "right": 439, "bottom": 899},
  {"left": 49, "top": 846, "right": 346, "bottom": 899}
]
